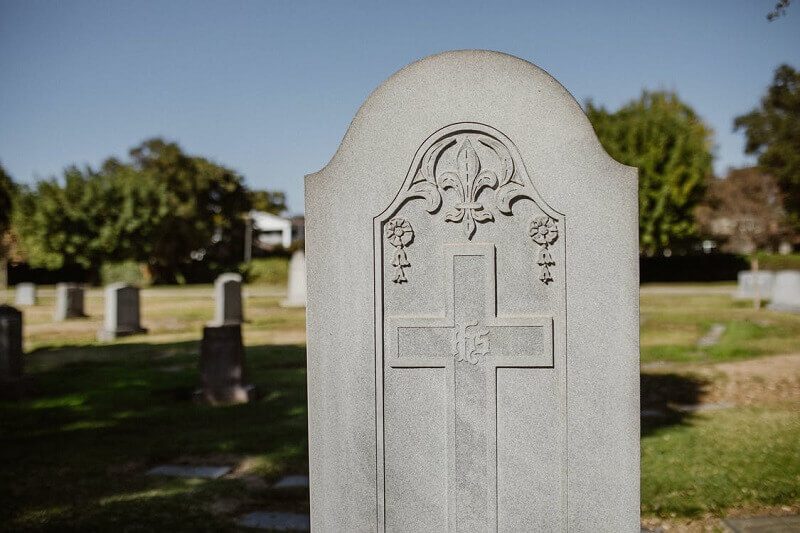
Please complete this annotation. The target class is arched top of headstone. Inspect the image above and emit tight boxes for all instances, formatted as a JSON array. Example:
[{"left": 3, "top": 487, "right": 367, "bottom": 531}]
[
  {"left": 216, "top": 272, "right": 243, "bottom": 284},
  {"left": 309, "top": 50, "right": 635, "bottom": 198}
]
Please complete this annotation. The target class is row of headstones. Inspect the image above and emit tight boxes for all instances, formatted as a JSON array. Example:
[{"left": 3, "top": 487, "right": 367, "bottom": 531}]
[
  {"left": 2, "top": 251, "right": 307, "bottom": 388},
  {"left": 735, "top": 270, "right": 800, "bottom": 311},
  {"left": 12, "top": 250, "right": 307, "bottom": 331},
  {"left": 0, "top": 284, "right": 248, "bottom": 399}
]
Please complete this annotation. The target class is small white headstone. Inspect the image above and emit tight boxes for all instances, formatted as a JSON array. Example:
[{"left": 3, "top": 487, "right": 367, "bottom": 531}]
[
  {"left": 14, "top": 283, "right": 37, "bottom": 306},
  {"left": 768, "top": 270, "right": 800, "bottom": 312},
  {"left": 213, "top": 273, "right": 243, "bottom": 325},
  {"left": 281, "top": 251, "right": 306, "bottom": 307},
  {"left": 98, "top": 283, "right": 147, "bottom": 341},
  {"left": 734, "top": 271, "right": 775, "bottom": 300},
  {"left": 304, "top": 51, "right": 640, "bottom": 531},
  {"left": 53, "top": 283, "right": 86, "bottom": 321}
]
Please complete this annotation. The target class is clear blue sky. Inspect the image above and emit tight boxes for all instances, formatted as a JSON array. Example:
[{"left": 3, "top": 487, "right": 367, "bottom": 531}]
[{"left": 1, "top": 0, "right": 798, "bottom": 214}]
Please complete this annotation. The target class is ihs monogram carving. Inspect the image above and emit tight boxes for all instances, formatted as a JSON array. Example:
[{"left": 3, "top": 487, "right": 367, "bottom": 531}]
[
  {"left": 384, "top": 218, "right": 414, "bottom": 283},
  {"left": 452, "top": 320, "right": 490, "bottom": 365},
  {"left": 529, "top": 216, "right": 558, "bottom": 284},
  {"left": 406, "top": 131, "right": 532, "bottom": 239}
]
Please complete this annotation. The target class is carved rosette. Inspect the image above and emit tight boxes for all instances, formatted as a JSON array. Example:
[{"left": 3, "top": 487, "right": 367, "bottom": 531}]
[
  {"left": 529, "top": 216, "right": 558, "bottom": 284},
  {"left": 385, "top": 218, "right": 414, "bottom": 283}
]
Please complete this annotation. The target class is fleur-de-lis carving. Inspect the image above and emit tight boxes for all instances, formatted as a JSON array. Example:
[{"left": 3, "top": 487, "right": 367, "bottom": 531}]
[
  {"left": 438, "top": 140, "right": 497, "bottom": 239},
  {"left": 407, "top": 131, "right": 527, "bottom": 240}
]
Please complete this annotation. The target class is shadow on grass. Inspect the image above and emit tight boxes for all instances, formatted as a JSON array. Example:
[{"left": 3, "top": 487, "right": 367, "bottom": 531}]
[
  {"left": 0, "top": 341, "right": 309, "bottom": 531},
  {"left": 641, "top": 372, "right": 710, "bottom": 436}
]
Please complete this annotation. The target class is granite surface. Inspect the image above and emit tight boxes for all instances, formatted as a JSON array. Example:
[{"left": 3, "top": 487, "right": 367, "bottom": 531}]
[{"left": 305, "top": 50, "right": 640, "bottom": 531}]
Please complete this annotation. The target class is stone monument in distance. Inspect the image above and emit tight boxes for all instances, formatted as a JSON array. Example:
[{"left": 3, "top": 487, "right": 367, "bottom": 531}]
[
  {"left": 305, "top": 51, "right": 640, "bottom": 531},
  {"left": 213, "top": 273, "right": 243, "bottom": 325},
  {"left": 98, "top": 283, "right": 147, "bottom": 341},
  {"left": 53, "top": 283, "right": 86, "bottom": 321},
  {"left": 768, "top": 270, "right": 800, "bottom": 312},
  {"left": 281, "top": 250, "right": 307, "bottom": 308},
  {"left": 14, "top": 283, "right": 37, "bottom": 306},
  {"left": 195, "top": 324, "right": 255, "bottom": 405}
]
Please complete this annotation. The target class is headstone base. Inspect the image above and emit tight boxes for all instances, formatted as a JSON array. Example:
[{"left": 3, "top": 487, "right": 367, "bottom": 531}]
[
  {"left": 97, "top": 326, "right": 148, "bottom": 342},
  {"left": 193, "top": 383, "right": 257, "bottom": 405}
]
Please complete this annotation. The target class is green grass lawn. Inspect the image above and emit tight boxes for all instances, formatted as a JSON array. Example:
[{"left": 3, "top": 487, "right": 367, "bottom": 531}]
[
  {"left": 1, "top": 285, "right": 798, "bottom": 530},
  {"left": 641, "top": 289, "right": 800, "bottom": 363}
]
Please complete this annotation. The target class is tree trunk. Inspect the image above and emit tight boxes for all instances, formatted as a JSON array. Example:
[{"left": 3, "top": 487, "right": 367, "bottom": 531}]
[{"left": 751, "top": 256, "right": 761, "bottom": 310}]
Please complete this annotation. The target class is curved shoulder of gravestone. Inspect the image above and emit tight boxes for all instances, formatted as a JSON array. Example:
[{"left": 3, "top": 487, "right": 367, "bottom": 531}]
[{"left": 306, "top": 49, "right": 636, "bottom": 185}]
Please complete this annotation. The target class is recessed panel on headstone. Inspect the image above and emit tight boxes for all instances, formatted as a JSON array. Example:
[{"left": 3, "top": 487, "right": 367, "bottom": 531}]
[{"left": 305, "top": 51, "right": 640, "bottom": 532}]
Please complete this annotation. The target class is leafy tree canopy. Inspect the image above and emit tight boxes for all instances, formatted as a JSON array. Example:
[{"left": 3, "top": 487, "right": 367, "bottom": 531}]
[
  {"left": 13, "top": 139, "right": 267, "bottom": 283},
  {"left": 248, "top": 189, "right": 287, "bottom": 215},
  {"left": 695, "top": 167, "right": 790, "bottom": 254},
  {"left": 13, "top": 166, "right": 137, "bottom": 271},
  {"left": 587, "top": 91, "right": 714, "bottom": 254},
  {"left": 734, "top": 64, "right": 800, "bottom": 232}
]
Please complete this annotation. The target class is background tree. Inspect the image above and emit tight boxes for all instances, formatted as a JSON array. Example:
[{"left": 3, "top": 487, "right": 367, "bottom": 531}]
[
  {"left": 0, "top": 163, "right": 15, "bottom": 288},
  {"left": 248, "top": 189, "right": 287, "bottom": 214},
  {"left": 13, "top": 166, "right": 126, "bottom": 281},
  {"left": 587, "top": 91, "right": 714, "bottom": 255},
  {"left": 734, "top": 65, "right": 800, "bottom": 235},
  {"left": 695, "top": 167, "right": 789, "bottom": 307},
  {"left": 126, "top": 139, "right": 251, "bottom": 283}
]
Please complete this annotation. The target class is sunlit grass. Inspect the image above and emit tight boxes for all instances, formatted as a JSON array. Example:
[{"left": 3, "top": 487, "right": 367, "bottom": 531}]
[
  {"left": 642, "top": 408, "right": 800, "bottom": 517},
  {"left": 640, "top": 289, "right": 800, "bottom": 363}
]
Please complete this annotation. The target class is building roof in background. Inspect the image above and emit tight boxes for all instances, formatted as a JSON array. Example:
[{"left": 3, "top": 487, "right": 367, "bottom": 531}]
[{"left": 250, "top": 210, "right": 290, "bottom": 232}]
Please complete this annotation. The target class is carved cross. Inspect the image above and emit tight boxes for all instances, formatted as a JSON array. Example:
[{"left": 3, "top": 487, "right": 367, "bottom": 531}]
[{"left": 385, "top": 243, "right": 553, "bottom": 530}]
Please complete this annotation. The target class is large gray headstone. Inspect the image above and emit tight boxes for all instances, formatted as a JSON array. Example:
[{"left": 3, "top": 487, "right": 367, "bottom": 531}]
[
  {"left": 0, "top": 305, "right": 23, "bottom": 381},
  {"left": 98, "top": 283, "right": 147, "bottom": 341},
  {"left": 304, "top": 51, "right": 640, "bottom": 531},
  {"left": 281, "top": 250, "right": 306, "bottom": 308},
  {"left": 213, "top": 273, "right": 243, "bottom": 325},
  {"left": 14, "top": 283, "right": 37, "bottom": 306},
  {"left": 734, "top": 270, "right": 775, "bottom": 300},
  {"left": 194, "top": 324, "right": 254, "bottom": 405},
  {"left": 53, "top": 283, "right": 86, "bottom": 321},
  {"left": 767, "top": 270, "right": 800, "bottom": 312}
]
